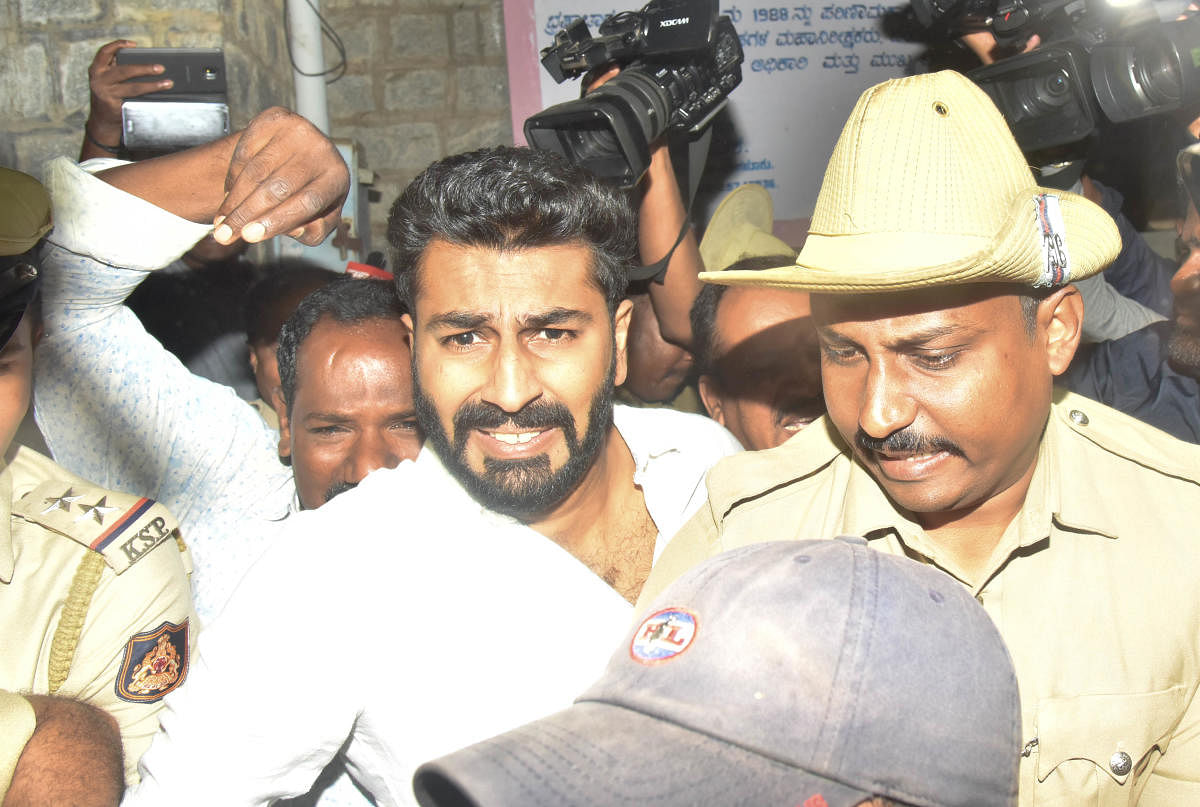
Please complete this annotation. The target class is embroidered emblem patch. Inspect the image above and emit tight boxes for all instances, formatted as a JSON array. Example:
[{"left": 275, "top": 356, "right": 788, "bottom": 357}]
[
  {"left": 115, "top": 620, "right": 189, "bottom": 703},
  {"left": 1034, "top": 193, "right": 1071, "bottom": 287},
  {"left": 630, "top": 608, "right": 698, "bottom": 665}
]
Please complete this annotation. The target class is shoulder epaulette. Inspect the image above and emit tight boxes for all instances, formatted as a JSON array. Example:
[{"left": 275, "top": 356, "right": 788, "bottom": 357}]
[
  {"left": 1053, "top": 393, "right": 1200, "bottom": 485},
  {"left": 12, "top": 481, "right": 179, "bottom": 574}
]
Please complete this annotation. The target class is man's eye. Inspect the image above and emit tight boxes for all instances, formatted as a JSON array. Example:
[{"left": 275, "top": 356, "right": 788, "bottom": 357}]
[
  {"left": 913, "top": 351, "right": 959, "bottom": 370},
  {"left": 821, "top": 344, "right": 860, "bottom": 364},
  {"left": 310, "top": 425, "right": 348, "bottom": 436},
  {"left": 394, "top": 419, "right": 420, "bottom": 433},
  {"left": 537, "top": 328, "right": 572, "bottom": 342},
  {"left": 446, "top": 332, "right": 481, "bottom": 348}
]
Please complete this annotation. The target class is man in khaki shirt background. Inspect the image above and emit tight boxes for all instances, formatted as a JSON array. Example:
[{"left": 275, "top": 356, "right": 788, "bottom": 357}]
[
  {"left": 640, "top": 70, "right": 1200, "bottom": 805},
  {"left": 0, "top": 167, "right": 196, "bottom": 803}
]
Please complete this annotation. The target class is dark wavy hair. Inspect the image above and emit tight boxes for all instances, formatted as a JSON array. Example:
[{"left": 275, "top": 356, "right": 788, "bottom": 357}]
[
  {"left": 276, "top": 276, "right": 406, "bottom": 414},
  {"left": 386, "top": 146, "right": 634, "bottom": 316},
  {"left": 244, "top": 262, "right": 340, "bottom": 347}
]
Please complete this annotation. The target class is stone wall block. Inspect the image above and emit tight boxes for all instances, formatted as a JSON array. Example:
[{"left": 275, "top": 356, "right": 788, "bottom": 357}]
[
  {"left": 19, "top": 0, "right": 99, "bottom": 24},
  {"left": 159, "top": 0, "right": 220, "bottom": 8},
  {"left": 383, "top": 69, "right": 446, "bottom": 111},
  {"left": 1, "top": 42, "right": 51, "bottom": 119},
  {"left": 328, "top": 74, "right": 376, "bottom": 118},
  {"left": 164, "top": 30, "right": 225, "bottom": 48},
  {"left": 15, "top": 129, "right": 80, "bottom": 179},
  {"left": 452, "top": 10, "right": 478, "bottom": 59},
  {"left": 323, "top": 0, "right": 392, "bottom": 8},
  {"left": 61, "top": 38, "right": 117, "bottom": 117},
  {"left": 335, "top": 17, "right": 380, "bottom": 65},
  {"left": 455, "top": 65, "right": 508, "bottom": 113},
  {"left": 480, "top": 2, "right": 506, "bottom": 61},
  {"left": 347, "top": 121, "right": 441, "bottom": 173},
  {"left": 446, "top": 117, "right": 513, "bottom": 154},
  {"left": 388, "top": 14, "right": 450, "bottom": 65}
]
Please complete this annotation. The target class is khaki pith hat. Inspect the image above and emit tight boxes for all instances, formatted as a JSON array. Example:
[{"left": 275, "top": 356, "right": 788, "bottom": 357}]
[
  {"left": 0, "top": 167, "right": 53, "bottom": 257},
  {"left": 698, "top": 183, "right": 795, "bottom": 272},
  {"left": 704, "top": 70, "right": 1120, "bottom": 293}
]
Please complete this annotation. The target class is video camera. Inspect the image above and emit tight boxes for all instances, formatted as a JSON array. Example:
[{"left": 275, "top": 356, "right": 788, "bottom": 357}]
[
  {"left": 523, "top": 0, "right": 744, "bottom": 187},
  {"left": 908, "top": 0, "right": 1200, "bottom": 153}
]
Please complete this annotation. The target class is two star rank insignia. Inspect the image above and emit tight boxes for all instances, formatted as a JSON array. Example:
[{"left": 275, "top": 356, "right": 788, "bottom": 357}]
[
  {"left": 41, "top": 488, "right": 119, "bottom": 524},
  {"left": 15, "top": 481, "right": 181, "bottom": 574}
]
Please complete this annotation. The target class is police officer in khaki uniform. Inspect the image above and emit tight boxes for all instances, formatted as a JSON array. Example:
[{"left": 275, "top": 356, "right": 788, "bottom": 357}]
[
  {"left": 0, "top": 167, "right": 196, "bottom": 797},
  {"left": 640, "top": 71, "right": 1200, "bottom": 805}
]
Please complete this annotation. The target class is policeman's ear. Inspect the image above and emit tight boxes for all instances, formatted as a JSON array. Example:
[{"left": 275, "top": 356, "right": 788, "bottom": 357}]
[
  {"left": 612, "top": 298, "right": 633, "bottom": 388},
  {"left": 1039, "top": 285, "right": 1083, "bottom": 376},
  {"left": 697, "top": 373, "right": 727, "bottom": 426},
  {"left": 273, "top": 387, "right": 293, "bottom": 461}
]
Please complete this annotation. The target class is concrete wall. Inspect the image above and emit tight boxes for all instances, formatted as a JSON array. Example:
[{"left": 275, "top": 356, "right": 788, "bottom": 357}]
[{"left": 0, "top": 0, "right": 515, "bottom": 247}]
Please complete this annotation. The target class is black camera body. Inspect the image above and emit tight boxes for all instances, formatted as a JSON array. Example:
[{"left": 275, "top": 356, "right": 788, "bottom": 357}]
[
  {"left": 908, "top": 0, "right": 1200, "bottom": 154},
  {"left": 524, "top": 0, "right": 743, "bottom": 187}
]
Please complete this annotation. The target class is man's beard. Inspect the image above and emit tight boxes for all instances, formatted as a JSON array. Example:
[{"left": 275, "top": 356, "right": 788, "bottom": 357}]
[
  {"left": 1167, "top": 278, "right": 1200, "bottom": 379},
  {"left": 413, "top": 357, "right": 615, "bottom": 521},
  {"left": 1168, "top": 317, "right": 1200, "bottom": 381}
]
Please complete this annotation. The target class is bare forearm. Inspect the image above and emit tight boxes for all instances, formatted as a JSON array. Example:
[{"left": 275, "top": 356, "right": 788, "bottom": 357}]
[
  {"left": 3, "top": 695, "right": 123, "bottom": 807},
  {"left": 92, "top": 107, "right": 348, "bottom": 247},
  {"left": 639, "top": 143, "right": 703, "bottom": 349},
  {"left": 95, "top": 132, "right": 239, "bottom": 224}
]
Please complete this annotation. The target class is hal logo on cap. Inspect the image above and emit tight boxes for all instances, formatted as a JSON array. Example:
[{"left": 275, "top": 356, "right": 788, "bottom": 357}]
[{"left": 630, "top": 608, "right": 697, "bottom": 665}]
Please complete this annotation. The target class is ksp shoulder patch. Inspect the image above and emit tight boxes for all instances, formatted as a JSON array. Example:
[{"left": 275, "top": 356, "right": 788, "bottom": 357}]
[
  {"left": 13, "top": 481, "right": 179, "bottom": 574},
  {"left": 630, "top": 608, "right": 698, "bottom": 665},
  {"left": 115, "top": 620, "right": 189, "bottom": 703}
]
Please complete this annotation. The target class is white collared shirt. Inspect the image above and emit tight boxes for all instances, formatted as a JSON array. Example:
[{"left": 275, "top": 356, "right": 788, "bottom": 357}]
[{"left": 125, "top": 406, "right": 741, "bottom": 806}]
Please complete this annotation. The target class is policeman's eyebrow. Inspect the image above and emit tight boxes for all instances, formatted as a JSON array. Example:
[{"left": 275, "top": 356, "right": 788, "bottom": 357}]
[
  {"left": 816, "top": 322, "right": 973, "bottom": 350},
  {"left": 521, "top": 307, "right": 592, "bottom": 330},
  {"left": 886, "top": 324, "right": 972, "bottom": 350},
  {"left": 815, "top": 324, "right": 858, "bottom": 346}
]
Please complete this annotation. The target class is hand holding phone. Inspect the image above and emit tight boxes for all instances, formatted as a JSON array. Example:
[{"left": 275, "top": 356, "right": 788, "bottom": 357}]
[{"left": 82, "top": 40, "right": 173, "bottom": 159}]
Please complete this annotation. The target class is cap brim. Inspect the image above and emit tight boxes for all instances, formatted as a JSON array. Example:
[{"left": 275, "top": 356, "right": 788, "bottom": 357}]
[
  {"left": 700, "top": 185, "right": 1119, "bottom": 293},
  {"left": 412, "top": 702, "right": 871, "bottom": 807},
  {"left": 699, "top": 184, "right": 792, "bottom": 272}
]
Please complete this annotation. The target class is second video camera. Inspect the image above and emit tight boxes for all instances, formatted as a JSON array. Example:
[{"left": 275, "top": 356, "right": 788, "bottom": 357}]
[
  {"left": 904, "top": 0, "right": 1200, "bottom": 154},
  {"left": 970, "top": 13, "right": 1200, "bottom": 153},
  {"left": 524, "top": 0, "right": 744, "bottom": 187}
]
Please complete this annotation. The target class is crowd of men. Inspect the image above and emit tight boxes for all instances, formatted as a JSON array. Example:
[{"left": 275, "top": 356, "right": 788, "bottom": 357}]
[{"left": 2, "top": 28, "right": 1200, "bottom": 807}]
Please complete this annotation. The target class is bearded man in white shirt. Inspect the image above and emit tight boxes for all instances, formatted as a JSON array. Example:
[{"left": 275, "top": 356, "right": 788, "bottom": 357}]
[{"left": 124, "top": 145, "right": 741, "bottom": 807}]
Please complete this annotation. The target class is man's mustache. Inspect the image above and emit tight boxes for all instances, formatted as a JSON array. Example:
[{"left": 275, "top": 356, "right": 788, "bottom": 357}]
[
  {"left": 452, "top": 399, "right": 575, "bottom": 433},
  {"left": 1173, "top": 284, "right": 1200, "bottom": 331},
  {"left": 855, "top": 428, "right": 963, "bottom": 458}
]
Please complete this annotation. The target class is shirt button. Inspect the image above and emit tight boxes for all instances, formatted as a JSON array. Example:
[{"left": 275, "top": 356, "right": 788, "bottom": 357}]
[
  {"left": 1069, "top": 409, "right": 1089, "bottom": 426},
  {"left": 1110, "top": 750, "right": 1132, "bottom": 776}
]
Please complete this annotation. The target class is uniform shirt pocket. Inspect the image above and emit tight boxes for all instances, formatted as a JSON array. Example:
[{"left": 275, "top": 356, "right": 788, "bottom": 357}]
[{"left": 1033, "top": 686, "right": 1188, "bottom": 806}]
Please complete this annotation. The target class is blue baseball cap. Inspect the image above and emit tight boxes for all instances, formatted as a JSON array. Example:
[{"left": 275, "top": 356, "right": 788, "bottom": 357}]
[{"left": 413, "top": 538, "right": 1021, "bottom": 807}]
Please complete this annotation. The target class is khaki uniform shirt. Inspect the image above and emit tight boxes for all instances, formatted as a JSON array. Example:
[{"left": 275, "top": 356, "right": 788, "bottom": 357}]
[
  {"left": 641, "top": 391, "right": 1200, "bottom": 806},
  {"left": 0, "top": 690, "right": 35, "bottom": 801},
  {"left": 0, "top": 445, "right": 196, "bottom": 785}
]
